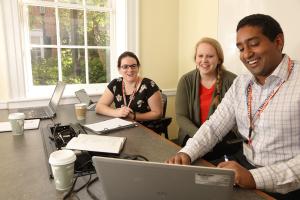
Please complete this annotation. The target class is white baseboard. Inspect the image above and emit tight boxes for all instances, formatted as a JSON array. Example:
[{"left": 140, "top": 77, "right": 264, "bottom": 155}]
[
  {"left": 162, "top": 88, "right": 176, "bottom": 96},
  {"left": 0, "top": 102, "right": 8, "bottom": 109}
]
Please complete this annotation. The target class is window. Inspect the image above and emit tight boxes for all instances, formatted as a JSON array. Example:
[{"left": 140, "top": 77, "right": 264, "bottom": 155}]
[{"left": 3, "top": 0, "right": 138, "bottom": 99}]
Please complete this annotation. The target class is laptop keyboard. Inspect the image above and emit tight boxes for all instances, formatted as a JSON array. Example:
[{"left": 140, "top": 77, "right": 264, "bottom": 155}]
[
  {"left": 20, "top": 107, "right": 51, "bottom": 119},
  {"left": 87, "top": 103, "right": 96, "bottom": 111}
]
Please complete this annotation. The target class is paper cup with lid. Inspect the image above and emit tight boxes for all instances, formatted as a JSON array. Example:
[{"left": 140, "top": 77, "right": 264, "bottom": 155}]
[
  {"left": 49, "top": 150, "right": 76, "bottom": 191},
  {"left": 8, "top": 112, "right": 25, "bottom": 135},
  {"left": 74, "top": 103, "right": 87, "bottom": 121}
]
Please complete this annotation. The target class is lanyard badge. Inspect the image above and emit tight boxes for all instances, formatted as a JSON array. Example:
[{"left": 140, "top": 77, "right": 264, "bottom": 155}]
[{"left": 246, "top": 57, "right": 294, "bottom": 146}]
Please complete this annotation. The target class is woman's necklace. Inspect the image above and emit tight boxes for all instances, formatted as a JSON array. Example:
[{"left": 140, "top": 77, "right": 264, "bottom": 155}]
[{"left": 122, "top": 77, "right": 139, "bottom": 108}]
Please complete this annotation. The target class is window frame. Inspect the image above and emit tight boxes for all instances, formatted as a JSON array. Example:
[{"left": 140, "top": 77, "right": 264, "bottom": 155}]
[{"left": 3, "top": 0, "right": 138, "bottom": 100}]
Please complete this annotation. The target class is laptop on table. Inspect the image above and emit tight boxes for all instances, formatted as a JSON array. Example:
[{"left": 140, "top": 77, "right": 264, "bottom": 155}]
[
  {"left": 92, "top": 156, "right": 234, "bottom": 200},
  {"left": 18, "top": 81, "right": 66, "bottom": 120}
]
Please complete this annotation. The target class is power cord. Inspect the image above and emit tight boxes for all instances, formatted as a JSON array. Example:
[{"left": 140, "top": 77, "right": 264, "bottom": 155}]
[
  {"left": 86, "top": 177, "right": 100, "bottom": 200},
  {"left": 120, "top": 154, "right": 149, "bottom": 161},
  {"left": 63, "top": 176, "right": 79, "bottom": 200},
  {"left": 62, "top": 153, "right": 148, "bottom": 200},
  {"left": 63, "top": 174, "right": 93, "bottom": 200},
  {"left": 63, "top": 174, "right": 101, "bottom": 200}
]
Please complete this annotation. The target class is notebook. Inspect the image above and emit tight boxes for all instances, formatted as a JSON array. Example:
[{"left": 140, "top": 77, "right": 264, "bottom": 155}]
[
  {"left": 75, "top": 89, "right": 97, "bottom": 111},
  {"left": 18, "top": 81, "right": 66, "bottom": 120},
  {"left": 0, "top": 119, "right": 40, "bottom": 132},
  {"left": 92, "top": 156, "right": 235, "bottom": 200},
  {"left": 84, "top": 118, "right": 137, "bottom": 134},
  {"left": 65, "top": 134, "right": 126, "bottom": 154}
]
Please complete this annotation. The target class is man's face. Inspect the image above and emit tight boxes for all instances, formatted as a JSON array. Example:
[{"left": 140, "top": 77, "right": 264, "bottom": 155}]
[{"left": 236, "top": 25, "right": 283, "bottom": 84}]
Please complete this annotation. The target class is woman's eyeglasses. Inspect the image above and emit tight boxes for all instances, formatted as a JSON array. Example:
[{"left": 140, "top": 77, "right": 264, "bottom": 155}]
[{"left": 120, "top": 64, "right": 138, "bottom": 70}]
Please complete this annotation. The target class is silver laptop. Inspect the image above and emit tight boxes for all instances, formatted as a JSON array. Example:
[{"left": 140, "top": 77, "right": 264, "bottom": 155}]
[
  {"left": 92, "top": 156, "right": 234, "bottom": 200},
  {"left": 18, "top": 81, "right": 66, "bottom": 119},
  {"left": 75, "top": 89, "right": 96, "bottom": 111}
]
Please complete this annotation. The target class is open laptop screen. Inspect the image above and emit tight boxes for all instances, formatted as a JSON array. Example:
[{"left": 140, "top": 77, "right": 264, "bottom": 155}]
[
  {"left": 92, "top": 156, "right": 234, "bottom": 200},
  {"left": 49, "top": 81, "right": 66, "bottom": 112}
]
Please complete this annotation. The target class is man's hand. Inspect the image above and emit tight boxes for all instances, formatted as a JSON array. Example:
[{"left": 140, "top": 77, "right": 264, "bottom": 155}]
[
  {"left": 218, "top": 161, "right": 256, "bottom": 189},
  {"left": 165, "top": 152, "right": 191, "bottom": 165}
]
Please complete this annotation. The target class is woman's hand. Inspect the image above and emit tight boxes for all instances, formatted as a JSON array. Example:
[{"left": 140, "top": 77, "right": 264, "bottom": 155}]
[{"left": 115, "top": 106, "right": 133, "bottom": 118}]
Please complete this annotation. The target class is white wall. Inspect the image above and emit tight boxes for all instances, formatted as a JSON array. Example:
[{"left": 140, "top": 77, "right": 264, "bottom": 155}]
[
  {"left": 218, "top": 0, "right": 300, "bottom": 75},
  {"left": 178, "top": 0, "right": 218, "bottom": 78}
]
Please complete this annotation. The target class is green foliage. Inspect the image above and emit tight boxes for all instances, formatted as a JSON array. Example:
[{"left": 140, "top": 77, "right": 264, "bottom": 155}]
[
  {"left": 61, "top": 48, "right": 86, "bottom": 84},
  {"left": 29, "top": 4, "right": 110, "bottom": 85},
  {"left": 32, "top": 57, "right": 58, "bottom": 85},
  {"left": 89, "top": 56, "right": 107, "bottom": 83}
]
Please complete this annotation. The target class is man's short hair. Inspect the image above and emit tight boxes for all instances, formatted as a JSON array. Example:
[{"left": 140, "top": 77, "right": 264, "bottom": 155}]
[{"left": 236, "top": 14, "right": 283, "bottom": 42}]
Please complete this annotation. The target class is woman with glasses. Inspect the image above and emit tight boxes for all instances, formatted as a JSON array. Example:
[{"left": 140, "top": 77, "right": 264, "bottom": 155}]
[
  {"left": 176, "top": 37, "right": 241, "bottom": 163},
  {"left": 96, "top": 51, "right": 163, "bottom": 122}
]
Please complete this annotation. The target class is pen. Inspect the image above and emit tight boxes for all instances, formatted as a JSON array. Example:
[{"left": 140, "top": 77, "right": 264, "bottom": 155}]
[{"left": 224, "top": 155, "right": 229, "bottom": 162}]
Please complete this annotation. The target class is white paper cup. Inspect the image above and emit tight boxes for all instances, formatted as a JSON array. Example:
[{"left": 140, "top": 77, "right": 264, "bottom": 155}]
[
  {"left": 49, "top": 150, "right": 76, "bottom": 191},
  {"left": 74, "top": 103, "right": 87, "bottom": 121},
  {"left": 8, "top": 112, "right": 25, "bottom": 135}
]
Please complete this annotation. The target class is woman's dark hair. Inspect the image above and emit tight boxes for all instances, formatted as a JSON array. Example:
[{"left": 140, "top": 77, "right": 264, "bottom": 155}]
[
  {"left": 237, "top": 14, "right": 283, "bottom": 42},
  {"left": 117, "top": 51, "right": 140, "bottom": 68}
]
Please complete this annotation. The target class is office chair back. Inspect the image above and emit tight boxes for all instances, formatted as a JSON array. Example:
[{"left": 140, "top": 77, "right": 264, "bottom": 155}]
[
  {"left": 162, "top": 93, "right": 167, "bottom": 118},
  {"left": 141, "top": 92, "right": 172, "bottom": 139}
]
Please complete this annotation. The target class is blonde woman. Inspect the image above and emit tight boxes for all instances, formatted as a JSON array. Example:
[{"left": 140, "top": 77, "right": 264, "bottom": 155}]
[{"left": 176, "top": 37, "right": 241, "bottom": 162}]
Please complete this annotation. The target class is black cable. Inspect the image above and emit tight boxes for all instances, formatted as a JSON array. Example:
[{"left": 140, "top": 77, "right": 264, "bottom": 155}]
[
  {"left": 63, "top": 176, "right": 78, "bottom": 200},
  {"left": 73, "top": 174, "right": 92, "bottom": 193},
  {"left": 86, "top": 177, "right": 100, "bottom": 200},
  {"left": 63, "top": 174, "right": 93, "bottom": 200},
  {"left": 120, "top": 154, "right": 149, "bottom": 161},
  {"left": 62, "top": 154, "right": 148, "bottom": 200}
]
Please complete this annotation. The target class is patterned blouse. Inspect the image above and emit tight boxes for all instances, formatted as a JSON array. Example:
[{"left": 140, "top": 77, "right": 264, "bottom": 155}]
[{"left": 107, "top": 77, "right": 160, "bottom": 113}]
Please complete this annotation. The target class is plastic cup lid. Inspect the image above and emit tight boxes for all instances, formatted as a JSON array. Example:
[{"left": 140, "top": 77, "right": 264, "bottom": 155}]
[
  {"left": 8, "top": 112, "right": 25, "bottom": 120},
  {"left": 75, "top": 103, "right": 87, "bottom": 108},
  {"left": 49, "top": 150, "right": 76, "bottom": 165}
]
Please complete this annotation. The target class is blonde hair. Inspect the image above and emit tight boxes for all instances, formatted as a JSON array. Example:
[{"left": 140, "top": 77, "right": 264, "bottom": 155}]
[{"left": 194, "top": 37, "right": 226, "bottom": 107}]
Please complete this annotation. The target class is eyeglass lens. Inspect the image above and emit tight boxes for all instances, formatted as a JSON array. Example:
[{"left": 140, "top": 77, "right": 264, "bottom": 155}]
[{"left": 121, "top": 64, "right": 138, "bottom": 69}]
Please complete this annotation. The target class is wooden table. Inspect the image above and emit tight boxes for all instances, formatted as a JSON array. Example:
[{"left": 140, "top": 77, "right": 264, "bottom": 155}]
[{"left": 0, "top": 105, "right": 274, "bottom": 200}]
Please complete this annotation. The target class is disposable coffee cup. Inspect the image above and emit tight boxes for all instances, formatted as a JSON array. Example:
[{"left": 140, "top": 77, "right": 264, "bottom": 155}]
[
  {"left": 8, "top": 112, "right": 25, "bottom": 135},
  {"left": 49, "top": 150, "right": 76, "bottom": 191},
  {"left": 74, "top": 103, "right": 87, "bottom": 121}
]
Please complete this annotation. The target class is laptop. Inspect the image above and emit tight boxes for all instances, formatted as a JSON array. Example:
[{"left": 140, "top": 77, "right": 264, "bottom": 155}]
[
  {"left": 18, "top": 81, "right": 66, "bottom": 120},
  {"left": 75, "top": 89, "right": 97, "bottom": 111},
  {"left": 92, "top": 156, "right": 234, "bottom": 200}
]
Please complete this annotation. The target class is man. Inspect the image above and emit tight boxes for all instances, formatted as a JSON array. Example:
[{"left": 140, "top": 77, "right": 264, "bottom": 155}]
[{"left": 167, "top": 14, "right": 300, "bottom": 199}]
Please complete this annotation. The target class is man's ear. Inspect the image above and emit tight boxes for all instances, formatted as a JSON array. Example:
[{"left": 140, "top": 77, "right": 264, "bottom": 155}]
[{"left": 274, "top": 33, "right": 284, "bottom": 51}]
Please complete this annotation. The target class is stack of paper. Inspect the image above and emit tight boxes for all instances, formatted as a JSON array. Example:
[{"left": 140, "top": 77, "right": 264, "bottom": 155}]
[
  {"left": 0, "top": 119, "right": 40, "bottom": 133},
  {"left": 84, "top": 118, "right": 137, "bottom": 134},
  {"left": 65, "top": 134, "right": 126, "bottom": 154}
]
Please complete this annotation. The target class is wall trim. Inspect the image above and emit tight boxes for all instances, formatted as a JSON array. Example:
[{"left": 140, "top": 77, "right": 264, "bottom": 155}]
[
  {"left": 0, "top": 102, "right": 8, "bottom": 109},
  {"left": 161, "top": 88, "right": 176, "bottom": 96},
  {"left": 1, "top": 88, "right": 177, "bottom": 109}
]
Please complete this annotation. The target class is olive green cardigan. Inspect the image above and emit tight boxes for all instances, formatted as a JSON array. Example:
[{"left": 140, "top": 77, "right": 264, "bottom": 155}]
[{"left": 176, "top": 68, "right": 237, "bottom": 146}]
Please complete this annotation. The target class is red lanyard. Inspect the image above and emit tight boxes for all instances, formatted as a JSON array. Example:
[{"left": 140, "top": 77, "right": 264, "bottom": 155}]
[
  {"left": 247, "top": 58, "right": 294, "bottom": 145},
  {"left": 122, "top": 77, "right": 139, "bottom": 108}
]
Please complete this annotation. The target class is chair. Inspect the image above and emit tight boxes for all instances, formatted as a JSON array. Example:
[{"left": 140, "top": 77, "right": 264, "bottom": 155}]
[{"left": 141, "top": 93, "right": 172, "bottom": 139}]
